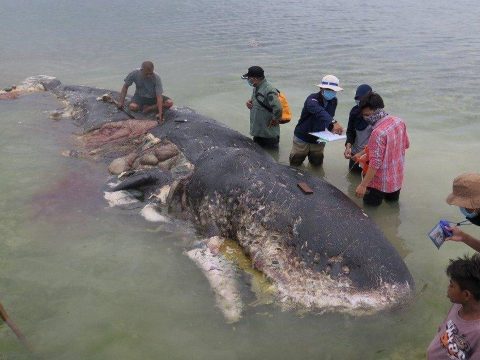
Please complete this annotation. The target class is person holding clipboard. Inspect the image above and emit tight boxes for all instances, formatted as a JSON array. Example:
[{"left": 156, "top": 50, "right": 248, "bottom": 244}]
[{"left": 289, "top": 74, "right": 344, "bottom": 167}]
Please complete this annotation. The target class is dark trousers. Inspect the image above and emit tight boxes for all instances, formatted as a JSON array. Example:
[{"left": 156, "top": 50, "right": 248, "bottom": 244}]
[
  {"left": 131, "top": 94, "right": 171, "bottom": 109},
  {"left": 363, "top": 187, "right": 401, "bottom": 207},
  {"left": 253, "top": 136, "right": 279, "bottom": 149},
  {"left": 349, "top": 159, "right": 362, "bottom": 173}
]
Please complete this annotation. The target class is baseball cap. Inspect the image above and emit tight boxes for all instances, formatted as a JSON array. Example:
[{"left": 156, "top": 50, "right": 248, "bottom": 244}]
[{"left": 355, "top": 84, "right": 372, "bottom": 100}]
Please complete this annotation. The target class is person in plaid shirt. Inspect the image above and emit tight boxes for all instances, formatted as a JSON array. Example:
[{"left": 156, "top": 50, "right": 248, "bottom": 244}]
[{"left": 354, "top": 92, "right": 409, "bottom": 206}]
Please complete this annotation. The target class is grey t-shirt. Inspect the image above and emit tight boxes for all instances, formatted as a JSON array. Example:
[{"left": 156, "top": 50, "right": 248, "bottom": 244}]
[
  {"left": 427, "top": 304, "right": 480, "bottom": 359},
  {"left": 124, "top": 69, "right": 163, "bottom": 99},
  {"left": 352, "top": 125, "right": 373, "bottom": 155}
]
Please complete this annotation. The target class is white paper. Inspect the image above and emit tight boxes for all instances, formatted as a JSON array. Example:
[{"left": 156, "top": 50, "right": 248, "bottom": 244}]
[{"left": 309, "top": 131, "right": 347, "bottom": 142}]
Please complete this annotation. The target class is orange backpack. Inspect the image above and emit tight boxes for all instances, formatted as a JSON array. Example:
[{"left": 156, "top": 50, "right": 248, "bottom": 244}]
[{"left": 255, "top": 89, "right": 292, "bottom": 124}]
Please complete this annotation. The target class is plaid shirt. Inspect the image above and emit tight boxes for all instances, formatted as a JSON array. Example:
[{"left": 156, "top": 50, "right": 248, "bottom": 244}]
[{"left": 367, "top": 115, "right": 409, "bottom": 193}]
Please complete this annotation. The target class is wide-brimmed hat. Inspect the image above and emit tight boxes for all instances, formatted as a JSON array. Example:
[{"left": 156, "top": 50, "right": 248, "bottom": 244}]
[
  {"left": 316, "top": 74, "right": 343, "bottom": 92},
  {"left": 241, "top": 66, "right": 264, "bottom": 79},
  {"left": 446, "top": 173, "right": 480, "bottom": 209}
]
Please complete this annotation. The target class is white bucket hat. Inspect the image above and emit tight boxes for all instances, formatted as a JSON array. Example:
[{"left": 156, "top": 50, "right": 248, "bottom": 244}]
[{"left": 316, "top": 74, "right": 343, "bottom": 92}]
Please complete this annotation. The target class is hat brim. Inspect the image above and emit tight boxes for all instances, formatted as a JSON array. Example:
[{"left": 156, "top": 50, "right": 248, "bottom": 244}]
[
  {"left": 316, "top": 84, "right": 343, "bottom": 92},
  {"left": 241, "top": 73, "right": 248, "bottom": 79},
  {"left": 446, "top": 193, "right": 479, "bottom": 209}
]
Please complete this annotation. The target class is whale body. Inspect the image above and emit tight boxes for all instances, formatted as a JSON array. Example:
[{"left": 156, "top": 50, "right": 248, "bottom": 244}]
[{"left": 12, "top": 77, "right": 414, "bottom": 319}]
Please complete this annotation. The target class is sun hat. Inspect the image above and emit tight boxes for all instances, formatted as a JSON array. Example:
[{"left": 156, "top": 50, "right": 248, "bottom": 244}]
[
  {"left": 446, "top": 173, "right": 480, "bottom": 209},
  {"left": 241, "top": 66, "right": 264, "bottom": 79},
  {"left": 354, "top": 84, "right": 372, "bottom": 100},
  {"left": 316, "top": 75, "right": 343, "bottom": 92}
]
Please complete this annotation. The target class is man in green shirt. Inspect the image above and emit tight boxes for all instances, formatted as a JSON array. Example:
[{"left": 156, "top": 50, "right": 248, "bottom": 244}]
[{"left": 242, "top": 66, "right": 282, "bottom": 148}]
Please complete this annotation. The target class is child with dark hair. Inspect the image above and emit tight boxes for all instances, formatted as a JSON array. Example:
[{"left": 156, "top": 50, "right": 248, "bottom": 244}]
[{"left": 427, "top": 254, "right": 480, "bottom": 359}]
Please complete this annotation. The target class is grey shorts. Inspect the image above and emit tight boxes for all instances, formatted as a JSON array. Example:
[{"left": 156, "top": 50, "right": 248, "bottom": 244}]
[{"left": 131, "top": 94, "right": 171, "bottom": 108}]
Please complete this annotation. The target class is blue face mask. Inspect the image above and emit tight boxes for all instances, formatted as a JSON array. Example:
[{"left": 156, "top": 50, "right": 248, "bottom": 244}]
[
  {"left": 322, "top": 90, "right": 336, "bottom": 101},
  {"left": 460, "top": 207, "right": 479, "bottom": 219},
  {"left": 247, "top": 79, "right": 255, "bottom": 87}
]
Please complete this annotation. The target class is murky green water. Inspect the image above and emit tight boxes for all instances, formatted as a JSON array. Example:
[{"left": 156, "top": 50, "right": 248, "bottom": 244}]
[{"left": 1, "top": 0, "right": 480, "bottom": 358}]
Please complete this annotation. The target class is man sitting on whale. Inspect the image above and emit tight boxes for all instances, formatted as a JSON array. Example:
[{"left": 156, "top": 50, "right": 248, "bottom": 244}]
[{"left": 117, "top": 61, "right": 174, "bottom": 123}]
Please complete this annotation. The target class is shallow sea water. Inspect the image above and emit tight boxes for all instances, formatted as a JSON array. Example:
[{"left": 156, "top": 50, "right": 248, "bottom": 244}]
[{"left": 1, "top": 0, "right": 480, "bottom": 358}]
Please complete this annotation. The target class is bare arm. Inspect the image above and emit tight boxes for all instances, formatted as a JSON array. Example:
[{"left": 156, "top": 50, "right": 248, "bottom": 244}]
[
  {"left": 267, "top": 91, "right": 282, "bottom": 127},
  {"left": 356, "top": 166, "right": 377, "bottom": 198},
  {"left": 352, "top": 148, "right": 366, "bottom": 160},
  {"left": 331, "top": 121, "right": 344, "bottom": 135},
  {"left": 446, "top": 227, "right": 480, "bottom": 252},
  {"left": 344, "top": 142, "right": 353, "bottom": 159},
  {"left": 118, "top": 84, "right": 129, "bottom": 108}
]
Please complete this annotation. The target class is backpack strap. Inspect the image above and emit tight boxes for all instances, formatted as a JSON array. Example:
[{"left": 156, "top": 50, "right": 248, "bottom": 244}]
[{"left": 254, "top": 89, "right": 279, "bottom": 113}]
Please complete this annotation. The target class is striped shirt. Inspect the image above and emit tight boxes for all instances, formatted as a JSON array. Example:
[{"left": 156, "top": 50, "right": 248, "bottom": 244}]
[{"left": 367, "top": 115, "right": 409, "bottom": 193}]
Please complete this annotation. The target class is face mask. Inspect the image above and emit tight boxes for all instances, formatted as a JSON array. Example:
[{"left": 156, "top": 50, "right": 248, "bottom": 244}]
[
  {"left": 363, "top": 113, "right": 376, "bottom": 125},
  {"left": 355, "top": 100, "right": 360, "bottom": 106},
  {"left": 322, "top": 90, "right": 336, "bottom": 101},
  {"left": 363, "top": 109, "right": 388, "bottom": 126},
  {"left": 247, "top": 79, "right": 255, "bottom": 87},
  {"left": 460, "top": 207, "right": 479, "bottom": 219}
]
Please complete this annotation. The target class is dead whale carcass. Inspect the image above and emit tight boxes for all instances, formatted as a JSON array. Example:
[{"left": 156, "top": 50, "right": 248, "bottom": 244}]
[{"left": 22, "top": 77, "right": 414, "bottom": 321}]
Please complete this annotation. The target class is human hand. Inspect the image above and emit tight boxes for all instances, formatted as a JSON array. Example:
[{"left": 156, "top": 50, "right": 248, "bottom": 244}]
[
  {"left": 344, "top": 146, "right": 352, "bottom": 159},
  {"left": 332, "top": 122, "right": 343, "bottom": 135},
  {"left": 445, "top": 226, "right": 467, "bottom": 243},
  {"left": 351, "top": 149, "right": 365, "bottom": 163},
  {"left": 117, "top": 100, "right": 124, "bottom": 109},
  {"left": 268, "top": 119, "right": 280, "bottom": 128},
  {"left": 246, "top": 99, "right": 253, "bottom": 109},
  {"left": 355, "top": 184, "right": 367, "bottom": 198}
]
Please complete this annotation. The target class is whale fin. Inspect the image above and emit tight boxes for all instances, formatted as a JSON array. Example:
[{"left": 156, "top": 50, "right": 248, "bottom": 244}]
[
  {"left": 186, "top": 237, "right": 278, "bottom": 322},
  {"left": 111, "top": 169, "right": 173, "bottom": 192},
  {"left": 186, "top": 237, "right": 243, "bottom": 323},
  {"left": 219, "top": 239, "right": 276, "bottom": 307}
]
